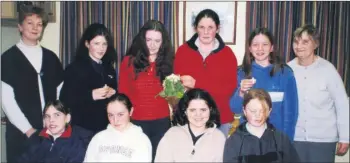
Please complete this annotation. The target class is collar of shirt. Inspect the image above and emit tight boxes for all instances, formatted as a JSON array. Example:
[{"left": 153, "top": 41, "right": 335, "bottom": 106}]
[{"left": 195, "top": 38, "right": 220, "bottom": 59}]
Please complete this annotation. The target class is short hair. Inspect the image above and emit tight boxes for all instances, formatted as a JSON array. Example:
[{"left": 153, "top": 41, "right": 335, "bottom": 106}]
[
  {"left": 243, "top": 88, "right": 272, "bottom": 111},
  {"left": 43, "top": 100, "right": 70, "bottom": 116},
  {"left": 293, "top": 24, "right": 320, "bottom": 46},
  {"left": 106, "top": 93, "right": 133, "bottom": 112},
  {"left": 18, "top": 5, "right": 49, "bottom": 28},
  {"left": 173, "top": 88, "right": 221, "bottom": 128}
]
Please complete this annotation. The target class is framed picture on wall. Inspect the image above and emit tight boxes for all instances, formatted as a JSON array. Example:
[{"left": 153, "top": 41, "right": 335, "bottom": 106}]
[{"left": 183, "top": 2, "right": 237, "bottom": 45}]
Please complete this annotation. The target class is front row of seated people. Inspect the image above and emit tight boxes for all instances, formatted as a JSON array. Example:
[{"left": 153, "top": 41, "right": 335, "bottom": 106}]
[{"left": 17, "top": 88, "right": 300, "bottom": 162}]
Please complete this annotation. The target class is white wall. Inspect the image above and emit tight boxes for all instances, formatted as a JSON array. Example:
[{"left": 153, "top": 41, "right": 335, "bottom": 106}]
[
  {"left": 0, "top": 27, "right": 20, "bottom": 53},
  {"left": 40, "top": 2, "right": 60, "bottom": 57},
  {"left": 178, "top": 2, "right": 246, "bottom": 65}
]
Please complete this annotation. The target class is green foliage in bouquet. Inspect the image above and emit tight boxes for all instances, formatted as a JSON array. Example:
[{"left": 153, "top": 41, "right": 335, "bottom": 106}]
[{"left": 158, "top": 78, "right": 185, "bottom": 98}]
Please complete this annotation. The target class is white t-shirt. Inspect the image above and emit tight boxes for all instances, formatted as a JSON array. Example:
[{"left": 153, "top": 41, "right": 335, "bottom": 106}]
[{"left": 84, "top": 123, "right": 152, "bottom": 162}]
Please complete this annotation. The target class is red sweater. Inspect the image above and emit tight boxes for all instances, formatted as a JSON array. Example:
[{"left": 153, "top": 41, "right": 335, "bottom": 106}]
[
  {"left": 174, "top": 34, "right": 238, "bottom": 124},
  {"left": 118, "top": 56, "right": 169, "bottom": 120}
]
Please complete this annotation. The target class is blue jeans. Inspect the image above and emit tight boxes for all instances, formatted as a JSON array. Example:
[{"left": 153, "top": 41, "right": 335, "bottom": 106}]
[{"left": 219, "top": 122, "right": 232, "bottom": 137}]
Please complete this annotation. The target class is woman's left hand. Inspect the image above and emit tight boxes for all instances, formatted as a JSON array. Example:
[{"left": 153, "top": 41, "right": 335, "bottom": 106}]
[{"left": 336, "top": 142, "right": 349, "bottom": 156}]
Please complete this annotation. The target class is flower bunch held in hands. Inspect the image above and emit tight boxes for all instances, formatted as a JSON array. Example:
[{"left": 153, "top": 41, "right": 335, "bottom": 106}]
[{"left": 157, "top": 74, "right": 185, "bottom": 109}]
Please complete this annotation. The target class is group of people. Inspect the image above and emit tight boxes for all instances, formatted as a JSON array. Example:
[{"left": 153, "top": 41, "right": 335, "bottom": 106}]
[{"left": 1, "top": 4, "right": 349, "bottom": 163}]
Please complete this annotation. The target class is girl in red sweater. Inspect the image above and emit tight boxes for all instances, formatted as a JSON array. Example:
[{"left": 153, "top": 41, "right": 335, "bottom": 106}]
[
  {"left": 118, "top": 20, "right": 174, "bottom": 161},
  {"left": 174, "top": 9, "right": 238, "bottom": 137}
]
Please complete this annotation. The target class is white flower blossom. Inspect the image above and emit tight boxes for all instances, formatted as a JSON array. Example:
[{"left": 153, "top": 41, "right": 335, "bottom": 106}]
[
  {"left": 163, "top": 74, "right": 181, "bottom": 87},
  {"left": 166, "top": 74, "right": 181, "bottom": 82}
]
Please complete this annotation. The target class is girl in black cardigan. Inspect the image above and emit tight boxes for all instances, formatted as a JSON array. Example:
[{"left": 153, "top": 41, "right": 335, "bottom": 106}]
[{"left": 60, "top": 23, "right": 117, "bottom": 133}]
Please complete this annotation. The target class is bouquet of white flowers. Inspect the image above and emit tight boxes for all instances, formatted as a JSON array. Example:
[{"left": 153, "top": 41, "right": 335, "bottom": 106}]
[{"left": 157, "top": 74, "right": 185, "bottom": 113}]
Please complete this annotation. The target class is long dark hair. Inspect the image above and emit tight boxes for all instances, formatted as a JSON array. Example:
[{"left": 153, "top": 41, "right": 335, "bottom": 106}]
[
  {"left": 125, "top": 20, "right": 174, "bottom": 83},
  {"left": 75, "top": 23, "right": 117, "bottom": 67},
  {"left": 173, "top": 88, "right": 221, "bottom": 128},
  {"left": 242, "top": 27, "right": 286, "bottom": 77}
]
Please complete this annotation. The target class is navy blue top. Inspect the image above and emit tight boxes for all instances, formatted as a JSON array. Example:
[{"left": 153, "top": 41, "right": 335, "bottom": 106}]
[{"left": 17, "top": 125, "right": 93, "bottom": 163}]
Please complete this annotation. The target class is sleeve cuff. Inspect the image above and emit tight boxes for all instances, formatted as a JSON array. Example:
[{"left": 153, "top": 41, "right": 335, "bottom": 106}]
[
  {"left": 339, "top": 139, "right": 350, "bottom": 143},
  {"left": 56, "top": 81, "right": 64, "bottom": 99},
  {"left": 231, "top": 89, "right": 243, "bottom": 113},
  {"left": 19, "top": 123, "right": 33, "bottom": 134}
]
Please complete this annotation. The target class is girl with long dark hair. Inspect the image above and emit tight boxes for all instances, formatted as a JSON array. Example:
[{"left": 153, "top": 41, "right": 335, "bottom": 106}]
[
  {"left": 60, "top": 23, "right": 117, "bottom": 133},
  {"left": 118, "top": 20, "right": 174, "bottom": 161}
]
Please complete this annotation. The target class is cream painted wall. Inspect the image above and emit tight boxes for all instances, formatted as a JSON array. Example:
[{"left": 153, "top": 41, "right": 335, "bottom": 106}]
[
  {"left": 0, "top": 27, "right": 20, "bottom": 53},
  {"left": 40, "top": 2, "right": 61, "bottom": 57},
  {"left": 178, "top": 2, "right": 246, "bottom": 66}
]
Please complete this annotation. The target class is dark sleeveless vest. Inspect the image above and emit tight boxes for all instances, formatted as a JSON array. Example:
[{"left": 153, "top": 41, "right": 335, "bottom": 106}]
[{"left": 1, "top": 45, "right": 63, "bottom": 133}]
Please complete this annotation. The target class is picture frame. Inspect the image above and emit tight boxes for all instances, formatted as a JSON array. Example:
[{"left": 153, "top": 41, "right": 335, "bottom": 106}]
[{"left": 183, "top": 2, "right": 237, "bottom": 45}]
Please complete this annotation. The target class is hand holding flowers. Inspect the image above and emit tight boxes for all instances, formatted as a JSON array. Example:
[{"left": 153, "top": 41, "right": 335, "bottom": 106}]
[{"left": 157, "top": 74, "right": 185, "bottom": 109}]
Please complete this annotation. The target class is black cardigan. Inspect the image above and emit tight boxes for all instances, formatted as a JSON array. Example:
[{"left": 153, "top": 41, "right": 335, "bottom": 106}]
[{"left": 59, "top": 56, "right": 117, "bottom": 133}]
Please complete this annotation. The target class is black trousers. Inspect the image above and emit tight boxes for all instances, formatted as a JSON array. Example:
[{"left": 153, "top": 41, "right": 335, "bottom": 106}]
[
  {"left": 132, "top": 117, "right": 171, "bottom": 162},
  {"left": 5, "top": 123, "right": 30, "bottom": 163}
]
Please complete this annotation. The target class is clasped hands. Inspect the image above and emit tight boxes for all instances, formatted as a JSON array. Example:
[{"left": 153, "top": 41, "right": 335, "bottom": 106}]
[{"left": 92, "top": 84, "right": 116, "bottom": 100}]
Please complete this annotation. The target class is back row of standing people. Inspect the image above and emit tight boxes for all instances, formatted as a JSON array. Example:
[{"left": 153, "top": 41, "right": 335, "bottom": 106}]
[{"left": 1, "top": 5, "right": 348, "bottom": 163}]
